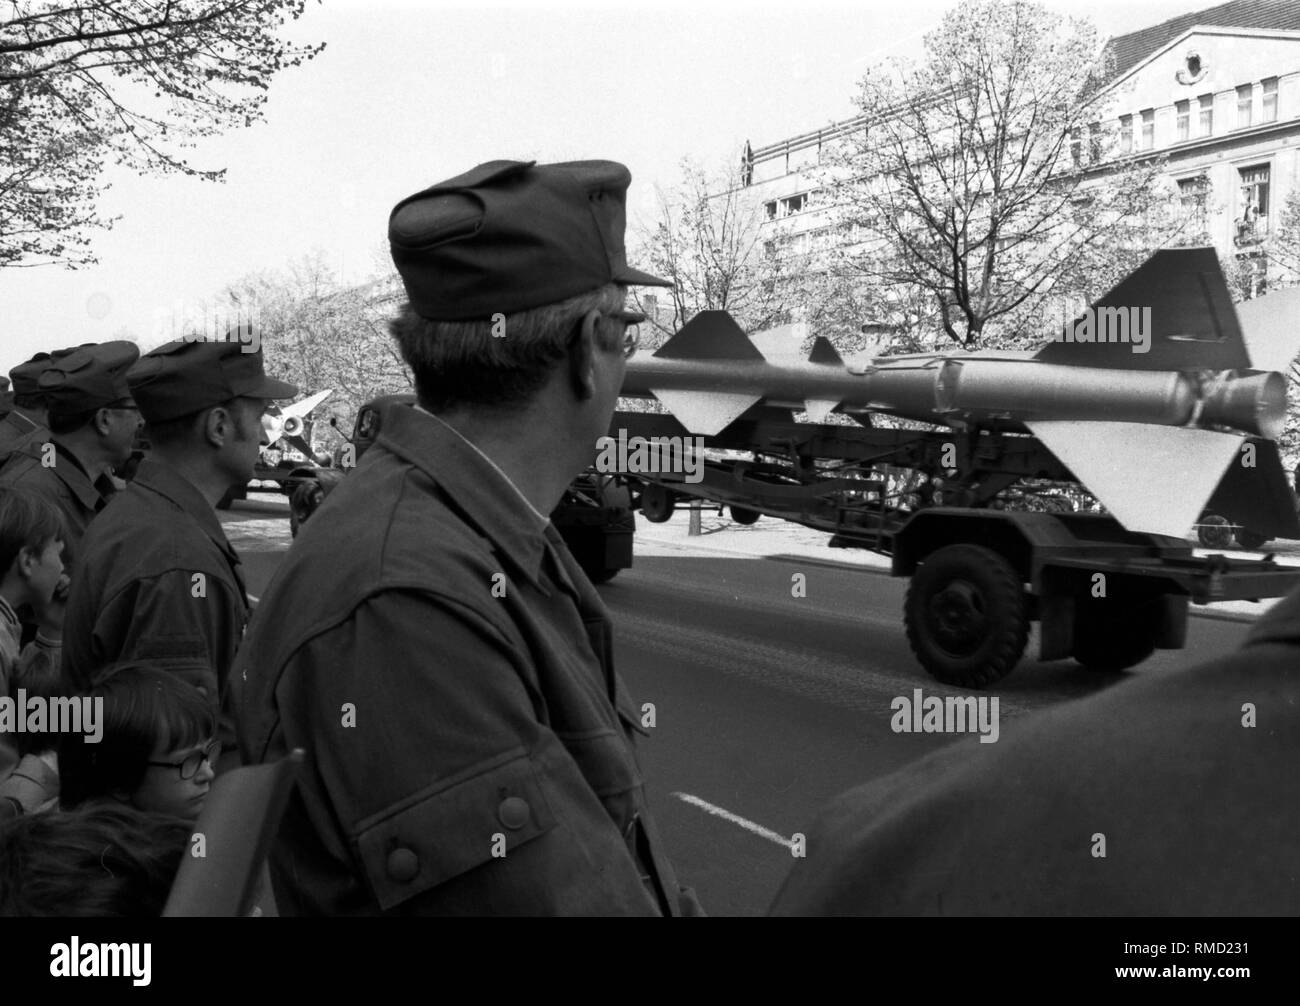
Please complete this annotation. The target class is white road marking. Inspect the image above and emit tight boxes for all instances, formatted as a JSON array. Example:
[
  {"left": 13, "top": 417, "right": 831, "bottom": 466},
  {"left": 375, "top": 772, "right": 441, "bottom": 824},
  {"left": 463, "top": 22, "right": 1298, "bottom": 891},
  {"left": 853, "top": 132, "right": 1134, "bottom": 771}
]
[{"left": 671, "top": 792, "right": 794, "bottom": 850}]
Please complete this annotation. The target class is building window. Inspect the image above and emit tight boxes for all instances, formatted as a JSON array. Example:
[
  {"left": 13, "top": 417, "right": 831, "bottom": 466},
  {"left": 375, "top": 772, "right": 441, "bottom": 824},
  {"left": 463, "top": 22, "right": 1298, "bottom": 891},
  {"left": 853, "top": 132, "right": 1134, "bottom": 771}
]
[
  {"left": 1236, "top": 164, "right": 1270, "bottom": 247},
  {"left": 1088, "top": 121, "right": 1102, "bottom": 162},
  {"left": 1177, "top": 175, "right": 1209, "bottom": 234},
  {"left": 1120, "top": 114, "right": 1132, "bottom": 153},
  {"left": 643, "top": 294, "right": 658, "bottom": 317},
  {"left": 1070, "top": 127, "right": 1081, "bottom": 166},
  {"left": 1198, "top": 94, "right": 1214, "bottom": 136},
  {"left": 1263, "top": 77, "right": 1278, "bottom": 123},
  {"left": 1140, "top": 109, "right": 1154, "bottom": 149},
  {"left": 779, "top": 193, "right": 807, "bottom": 217},
  {"left": 1175, "top": 100, "right": 1190, "bottom": 141},
  {"left": 1237, "top": 84, "right": 1253, "bottom": 129},
  {"left": 764, "top": 200, "right": 777, "bottom": 221}
]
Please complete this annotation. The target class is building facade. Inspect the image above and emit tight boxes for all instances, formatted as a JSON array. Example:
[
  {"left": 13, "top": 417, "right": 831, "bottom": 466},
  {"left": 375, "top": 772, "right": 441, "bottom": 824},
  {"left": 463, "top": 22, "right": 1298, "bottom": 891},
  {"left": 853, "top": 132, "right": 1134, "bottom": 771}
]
[{"left": 739, "top": 1, "right": 1300, "bottom": 304}]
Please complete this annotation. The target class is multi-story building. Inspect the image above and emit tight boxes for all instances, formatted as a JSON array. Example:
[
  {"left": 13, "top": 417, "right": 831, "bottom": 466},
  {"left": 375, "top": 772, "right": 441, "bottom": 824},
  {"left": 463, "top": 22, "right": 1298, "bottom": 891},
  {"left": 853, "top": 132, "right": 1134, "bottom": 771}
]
[{"left": 740, "top": 0, "right": 1300, "bottom": 304}]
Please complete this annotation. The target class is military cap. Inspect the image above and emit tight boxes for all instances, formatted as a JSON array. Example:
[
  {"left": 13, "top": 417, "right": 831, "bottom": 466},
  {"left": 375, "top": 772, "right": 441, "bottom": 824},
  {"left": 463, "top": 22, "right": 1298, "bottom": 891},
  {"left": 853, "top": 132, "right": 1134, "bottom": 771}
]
[
  {"left": 389, "top": 159, "right": 671, "bottom": 321},
  {"left": 39, "top": 341, "right": 140, "bottom": 415},
  {"left": 127, "top": 337, "right": 298, "bottom": 422},
  {"left": 8, "top": 345, "right": 94, "bottom": 398}
]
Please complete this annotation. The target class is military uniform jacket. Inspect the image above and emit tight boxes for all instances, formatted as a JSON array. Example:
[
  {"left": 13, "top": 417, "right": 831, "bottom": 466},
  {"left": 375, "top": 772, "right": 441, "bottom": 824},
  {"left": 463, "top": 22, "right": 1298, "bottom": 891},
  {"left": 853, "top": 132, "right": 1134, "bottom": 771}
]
[
  {"left": 769, "top": 591, "right": 1300, "bottom": 916},
  {"left": 61, "top": 459, "right": 249, "bottom": 737},
  {"left": 0, "top": 410, "right": 46, "bottom": 468},
  {"left": 238, "top": 404, "right": 693, "bottom": 916},
  {"left": 0, "top": 440, "right": 116, "bottom": 571}
]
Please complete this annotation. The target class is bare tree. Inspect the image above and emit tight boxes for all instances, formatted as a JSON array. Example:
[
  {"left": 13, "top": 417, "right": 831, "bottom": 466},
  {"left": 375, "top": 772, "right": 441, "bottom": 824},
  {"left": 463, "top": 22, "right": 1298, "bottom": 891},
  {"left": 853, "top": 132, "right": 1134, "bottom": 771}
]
[
  {"left": 0, "top": 1, "right": 324, "bottom": 267},
  {"left": 211, "top": 254, "right": 411, "bottom": 432},
  {"left": 629, "top": 156, "right": 800, "bottom": 346},
  {"left": 823, "top": 0, "right": 1189, "bottom": 350}
]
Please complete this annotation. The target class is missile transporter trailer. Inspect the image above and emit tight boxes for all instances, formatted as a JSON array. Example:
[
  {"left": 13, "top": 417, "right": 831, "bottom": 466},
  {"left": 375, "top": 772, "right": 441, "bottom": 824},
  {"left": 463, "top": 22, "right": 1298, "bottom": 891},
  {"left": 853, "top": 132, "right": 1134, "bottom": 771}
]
[
  {"left": 616, "top": 408, "right": 1300, "bottom": 688},
  {"left": 283, "top": 394, "right": 635, "bottom": 584}
]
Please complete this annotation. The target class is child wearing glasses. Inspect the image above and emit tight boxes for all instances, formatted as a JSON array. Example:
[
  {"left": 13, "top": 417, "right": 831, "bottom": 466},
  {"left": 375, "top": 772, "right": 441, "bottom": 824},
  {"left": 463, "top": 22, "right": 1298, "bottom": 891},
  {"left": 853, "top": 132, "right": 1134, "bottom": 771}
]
[{"left": 59, "top": 663, "right": 217, "bottom": 821}]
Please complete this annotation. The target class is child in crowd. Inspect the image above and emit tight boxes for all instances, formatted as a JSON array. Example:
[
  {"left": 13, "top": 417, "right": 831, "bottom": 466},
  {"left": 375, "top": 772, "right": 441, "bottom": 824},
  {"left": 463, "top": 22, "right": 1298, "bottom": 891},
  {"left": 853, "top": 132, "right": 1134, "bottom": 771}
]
[
  {"left": 0, "top": 803, "right": 190, "bottom": 915},
  {"left": 0, "top": 487, "right": 66, "bottom": 820},
  {"left": 59, "top": 663, "right": 218, "bottom": 821}
]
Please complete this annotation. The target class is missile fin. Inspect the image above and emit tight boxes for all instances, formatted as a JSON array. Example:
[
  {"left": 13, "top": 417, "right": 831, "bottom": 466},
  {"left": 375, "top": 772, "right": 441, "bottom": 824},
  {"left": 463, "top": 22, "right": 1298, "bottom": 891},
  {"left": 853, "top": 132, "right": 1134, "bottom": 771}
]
[
  {"left": 749, "top": 322, "right": 809, "bottom": 363},
  {"left": 1026, "top": 420, "right": 1244, "bottom": 538},
  {"left": 656, "top": 311, "right": 763, "bottom": 362},
  {"left": 807, "top": 336, "right": 843, "bottom": 366},
  {"left": 803, "top": 399, "right": 841, "bottom": 423},
  {"left": 1034, "top": 248, "right": 1250, "bottom": 373},
  {"left": 282, "top": 389, "right": 333, "bottom": 419},
  {"left": 1235, "top": 286, "right": 1300, "bottom": 374},
  {"left": 650, "top": 389, "right": 761, "bottom": 436}
]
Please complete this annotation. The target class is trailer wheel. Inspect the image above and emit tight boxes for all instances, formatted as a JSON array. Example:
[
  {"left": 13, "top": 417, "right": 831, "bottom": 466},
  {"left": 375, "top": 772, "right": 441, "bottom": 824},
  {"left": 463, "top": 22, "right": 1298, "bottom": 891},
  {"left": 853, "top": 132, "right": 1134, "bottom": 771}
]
[
  {"left": 585, "top": 567, "right": 620, "bottom": 585},
  {"left": 640, "top": 483, "right": 675, "bottom": 523},
  {"left": 905, "top": 544, "right": 1028, "bottom": 688},
  {"left": 1197, "top": 513, "right": 1233, "bottom": 549},
  {"left": 289, "top": 480, "right": 325, "bottom": 538},
  {"left": 1236, "top": 528, "right": 1269, "bottom": 550},
  {"left": 1071, "top": 600, "right": 1158, "bottom": 672},
  {"left": 730, "top": 505, "right": 761, "bottom": 525}
]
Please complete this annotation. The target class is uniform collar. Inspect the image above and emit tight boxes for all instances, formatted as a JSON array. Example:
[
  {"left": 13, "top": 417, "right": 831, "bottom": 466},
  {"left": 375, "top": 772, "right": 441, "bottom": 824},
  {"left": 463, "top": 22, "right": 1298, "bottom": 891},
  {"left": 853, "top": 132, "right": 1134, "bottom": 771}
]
[
  {"left": 0, "top": 409, "right": 39, "bottom": 434},
  {"left": 375, "top": 404, "right": 552, "bottom": 588},
  {"left": 46, "top": 440, "right": 113, "bottom": 511},
  {"left": 129, "top": 458, "right": 240, "bottom": 565}
]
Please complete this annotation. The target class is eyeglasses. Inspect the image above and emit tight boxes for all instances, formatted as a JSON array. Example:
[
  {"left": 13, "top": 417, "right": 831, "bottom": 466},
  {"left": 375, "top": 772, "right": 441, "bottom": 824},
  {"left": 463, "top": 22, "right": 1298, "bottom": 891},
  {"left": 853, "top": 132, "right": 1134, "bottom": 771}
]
[
  {"left": 605, "top": 310, "right": 644, "bottom": 359},
  {"left": 147, "top": 740, "right": 220, "bottom": 781}
]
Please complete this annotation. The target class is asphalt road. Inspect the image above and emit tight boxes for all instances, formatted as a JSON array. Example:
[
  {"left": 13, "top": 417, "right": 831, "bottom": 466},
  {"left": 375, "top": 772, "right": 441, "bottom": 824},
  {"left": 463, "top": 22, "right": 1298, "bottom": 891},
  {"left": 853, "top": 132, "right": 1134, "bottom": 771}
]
[{"left": 222, "top": 495, "right": 1255, "bottom": 916}]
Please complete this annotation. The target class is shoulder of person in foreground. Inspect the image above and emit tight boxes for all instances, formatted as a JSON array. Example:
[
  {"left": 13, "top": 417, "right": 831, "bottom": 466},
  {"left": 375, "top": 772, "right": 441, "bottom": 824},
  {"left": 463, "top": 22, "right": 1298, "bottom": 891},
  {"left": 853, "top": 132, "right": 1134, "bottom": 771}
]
[
  {"left": 242, "top": 584, "right": 667, "bottom": 916},
  {"left": 769, "top": 612, "right": 1300, "bottom": 917}
]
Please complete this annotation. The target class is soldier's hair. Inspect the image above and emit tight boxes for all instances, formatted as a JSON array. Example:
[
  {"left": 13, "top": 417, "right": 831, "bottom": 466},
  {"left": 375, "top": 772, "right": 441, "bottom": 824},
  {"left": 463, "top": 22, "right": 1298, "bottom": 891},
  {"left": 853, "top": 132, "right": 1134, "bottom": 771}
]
[
  {"left": 389, "top": 283, "right": 627, "bottom": 412},
  {"left": 47, "top": 407, "right": 101, "bottom": 436},
  {"left": 58, "top": 663, "right": 217, "bottom": 809},
  {"left": 0, "top": 804, "right": 189, "bottom": 916},
  {"left": 144, "top": 397, "right": 253, "bottom": 450},
  {"left": 0, "top": 487, "right": 66, "bottom": 582},
  {"left": 10, "top": 393, "right": 44, "bottom": 410}
]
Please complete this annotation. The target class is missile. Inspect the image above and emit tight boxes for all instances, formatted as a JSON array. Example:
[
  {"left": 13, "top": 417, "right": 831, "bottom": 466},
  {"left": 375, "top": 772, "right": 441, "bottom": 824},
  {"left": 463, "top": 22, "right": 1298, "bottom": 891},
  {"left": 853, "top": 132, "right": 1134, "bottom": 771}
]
[
  {"left": 262, "top": 389, "right": 333, "bottom": 457},
  {"left": 621, "top": 248, "right": 1300, "bottom": 538}
]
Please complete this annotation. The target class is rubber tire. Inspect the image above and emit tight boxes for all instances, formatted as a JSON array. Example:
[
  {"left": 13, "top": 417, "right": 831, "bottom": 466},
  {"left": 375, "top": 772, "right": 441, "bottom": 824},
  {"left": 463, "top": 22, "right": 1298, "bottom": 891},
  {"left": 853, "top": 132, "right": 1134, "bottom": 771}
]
[
  {"left": 640, "top": 483, "right": 675, "bottom": 523},
  {"left": 905, "top": 544, "right": 1029, "bottom": 688},
  {"left": 1236, "top": 528, "right": 1269, "bottom": 550},
  {"left": 585, "top": 567, "right": 620, "bottom": 585},
  {"left": 730, "top": 505, "right": 761, "bottom": 525},
  {"left": 1197, "top": 513, "right": 1233, "bottom": 549},
  {"left": 1071, "top": 598, "right": 1158, "bottom": 672},
  {"left": 216, "top": 485, "right": 244, "bottom": 510},
  {"left": 288, "top": 481, "right": 324, "bottom": 538}
]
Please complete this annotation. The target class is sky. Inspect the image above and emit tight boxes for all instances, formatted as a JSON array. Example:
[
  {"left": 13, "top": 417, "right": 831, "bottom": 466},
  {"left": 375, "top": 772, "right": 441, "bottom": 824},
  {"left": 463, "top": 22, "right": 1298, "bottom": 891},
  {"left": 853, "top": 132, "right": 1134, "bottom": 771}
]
[{"left": 0, "top": 0, "right": 1202, "bottom": 374}]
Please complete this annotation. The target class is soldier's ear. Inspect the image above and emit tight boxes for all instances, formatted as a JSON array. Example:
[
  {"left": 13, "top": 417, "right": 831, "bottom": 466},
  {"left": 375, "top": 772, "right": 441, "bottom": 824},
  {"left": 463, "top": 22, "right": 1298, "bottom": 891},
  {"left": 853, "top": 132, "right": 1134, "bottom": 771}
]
[
  {"left": 202, "top": 405, "right": 232, "bottom": 448},
  {"left": 567, "top": 310, "right": 602, "bottom": 402},
  {"left": 93, "top": 407, "right": 113, "bottom": 437}
]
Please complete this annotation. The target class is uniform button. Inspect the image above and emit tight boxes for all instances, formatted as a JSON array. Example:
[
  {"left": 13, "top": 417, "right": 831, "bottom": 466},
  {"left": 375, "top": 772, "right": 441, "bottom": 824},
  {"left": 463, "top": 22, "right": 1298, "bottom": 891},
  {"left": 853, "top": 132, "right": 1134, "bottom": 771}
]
[
  {"left": 498, "top": 796, "right": 530, "bottom": 830},
  {"left": 386, "top": 847, "right": 419, "bottom": 882}
]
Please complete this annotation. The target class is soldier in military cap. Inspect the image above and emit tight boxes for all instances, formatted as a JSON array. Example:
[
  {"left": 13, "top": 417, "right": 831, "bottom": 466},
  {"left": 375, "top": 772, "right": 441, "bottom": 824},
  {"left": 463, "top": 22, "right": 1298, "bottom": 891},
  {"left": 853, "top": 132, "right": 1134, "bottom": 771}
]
[
  {"left": 0, "top": 341, "right": 142, "bottom": 572},
  {"left": 0, "top": 353, "right": 61, "bottom": 468},
  {"left": 62, "top": 337, "right": 297, "bottom": 756},
  {"left": 238, "top": 160, "right": 701, "bottom": 916}
]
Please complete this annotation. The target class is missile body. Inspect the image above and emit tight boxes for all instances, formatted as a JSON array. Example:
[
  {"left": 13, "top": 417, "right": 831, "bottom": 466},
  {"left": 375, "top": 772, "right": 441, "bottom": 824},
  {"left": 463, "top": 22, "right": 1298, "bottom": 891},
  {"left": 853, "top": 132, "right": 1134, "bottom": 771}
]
[
  {"left": 622, "top": 320, "right": 1286, "bottom": 439},
  {"left": 618, "top": 248, "right": 1300, "bottom": 539}
]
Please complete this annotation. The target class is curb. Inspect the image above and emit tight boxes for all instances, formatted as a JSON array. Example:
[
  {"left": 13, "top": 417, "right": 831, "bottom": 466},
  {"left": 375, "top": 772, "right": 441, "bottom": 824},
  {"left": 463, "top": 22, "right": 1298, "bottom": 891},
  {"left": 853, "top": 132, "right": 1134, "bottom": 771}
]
[{"left": 632, "top": 530, "right": 1265, "bottom": 625}]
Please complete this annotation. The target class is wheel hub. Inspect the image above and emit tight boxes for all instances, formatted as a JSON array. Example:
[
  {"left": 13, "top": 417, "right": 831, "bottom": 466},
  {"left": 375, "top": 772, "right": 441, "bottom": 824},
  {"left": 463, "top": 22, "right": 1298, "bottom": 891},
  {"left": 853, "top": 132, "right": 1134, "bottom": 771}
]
[{"left": 928, "top": 579, "right": 987, "bottom": 654}]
